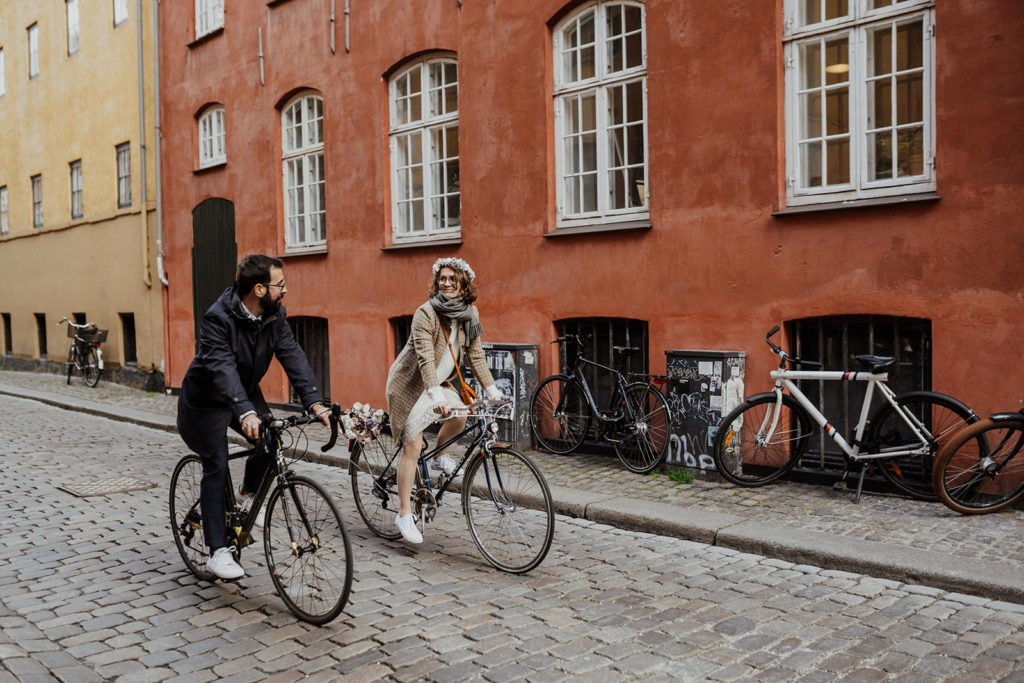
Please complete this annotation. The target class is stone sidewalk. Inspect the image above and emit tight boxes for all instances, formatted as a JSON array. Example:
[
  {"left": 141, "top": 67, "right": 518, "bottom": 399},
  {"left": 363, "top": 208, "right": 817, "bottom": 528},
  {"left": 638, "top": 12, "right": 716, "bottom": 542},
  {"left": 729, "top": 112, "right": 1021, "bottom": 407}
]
[{"left": 2, "top": 368, "right": 1023, "bottom": 603}]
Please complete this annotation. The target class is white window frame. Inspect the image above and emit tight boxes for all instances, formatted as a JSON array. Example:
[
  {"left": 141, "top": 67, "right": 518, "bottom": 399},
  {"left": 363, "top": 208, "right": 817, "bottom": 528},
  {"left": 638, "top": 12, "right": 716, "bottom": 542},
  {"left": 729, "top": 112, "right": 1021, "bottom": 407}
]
[
  {"left": 116, "top": 143, "right": 131, "bottom": 208},
  {"left": 195, "top": 0, "right": 224, "bottom": 39},
  {"left": 198, "top": 106, "right": 227, "bottom": 168},
  {"left": 0, "top": 186, "right": 8, "bottom": 235},
  {"left": 281, "top": 93, "right": 326, "bottom": 253},
  {"left": 783, "top": 0, "right": 936, "bottom": 207},
  {"left": 114, "top": 0, "right": 129, "bottom": 26},
  {"left": 70, "top": 160, "right": 83, "bottom": 219},
  {"left": 67, "top": 0, "right": 80, "bottom": 55},
  {"left": 31, "top": 175, "right": 42, "bottom": 227},
  {"left": 552, "top": 1, "right": 649, "bottom": 229},
  {"left": 388, "top": 57, "right": 460, "bottom": 244},
  {"left": 28, "top": 24, "right": 39, "bottom": 78}
]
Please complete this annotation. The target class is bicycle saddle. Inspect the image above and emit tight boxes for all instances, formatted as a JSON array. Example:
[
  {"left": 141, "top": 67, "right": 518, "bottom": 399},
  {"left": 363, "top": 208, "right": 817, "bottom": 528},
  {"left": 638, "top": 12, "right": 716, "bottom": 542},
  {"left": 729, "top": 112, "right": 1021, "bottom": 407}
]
[
  {"left": 854, "top": 355, "right": 896, "bottom": 372},
  {"left": 613, "top": 346, "right": 640, "bottom": 357}
]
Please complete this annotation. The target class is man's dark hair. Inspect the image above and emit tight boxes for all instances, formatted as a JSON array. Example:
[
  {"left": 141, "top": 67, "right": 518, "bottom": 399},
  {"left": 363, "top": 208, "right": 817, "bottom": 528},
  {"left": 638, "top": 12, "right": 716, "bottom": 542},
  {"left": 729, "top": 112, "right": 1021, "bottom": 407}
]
[{"left": 236, "top": 254, "right": 284, "bottom": 296}]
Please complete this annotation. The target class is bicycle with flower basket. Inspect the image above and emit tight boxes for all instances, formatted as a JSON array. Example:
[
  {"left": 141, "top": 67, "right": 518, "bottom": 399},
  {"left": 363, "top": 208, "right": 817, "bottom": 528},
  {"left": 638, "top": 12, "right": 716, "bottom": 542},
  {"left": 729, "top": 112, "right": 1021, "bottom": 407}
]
[{"left": 347, "top": 398, "right": 555, "bottom": 574}]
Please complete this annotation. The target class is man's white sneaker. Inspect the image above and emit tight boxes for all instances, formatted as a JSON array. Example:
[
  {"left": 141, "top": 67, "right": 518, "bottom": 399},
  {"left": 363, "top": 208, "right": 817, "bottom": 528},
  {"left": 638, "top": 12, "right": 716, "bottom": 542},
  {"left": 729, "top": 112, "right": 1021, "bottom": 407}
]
[
  {"left": 431, "top": 454, "right": 463, "bottom": 478},
  {"left": 236, "top": 485, "right": 265, "bottom": 527},
  {"left": 395, "top": 513, "right": 423, "bottom": 544},
  {"left": 207, "top": 547, "right": 244, "bottom": 580}
]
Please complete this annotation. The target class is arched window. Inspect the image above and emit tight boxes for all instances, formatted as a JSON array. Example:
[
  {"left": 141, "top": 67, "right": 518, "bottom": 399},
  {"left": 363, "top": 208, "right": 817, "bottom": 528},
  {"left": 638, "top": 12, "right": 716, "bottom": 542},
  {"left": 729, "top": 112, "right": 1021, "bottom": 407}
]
[
  {"left": 553, "top": 2, "right": 648, "bottom": 227},
  {"left": 389, "top": 57, "right": 460, "bottom": 242},
  {"left": 281, "top": 93, "right": 326, "bottom": 252},
  {"left": 198, "top": 105, "right": 226, "bottom": 168}
]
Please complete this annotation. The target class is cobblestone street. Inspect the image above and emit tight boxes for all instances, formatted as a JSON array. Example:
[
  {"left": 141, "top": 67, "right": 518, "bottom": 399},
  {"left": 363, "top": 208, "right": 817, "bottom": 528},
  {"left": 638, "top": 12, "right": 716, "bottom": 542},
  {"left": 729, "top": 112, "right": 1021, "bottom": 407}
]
[{"left": 1, "top": 393, "right": 1024, "bottom": 681}]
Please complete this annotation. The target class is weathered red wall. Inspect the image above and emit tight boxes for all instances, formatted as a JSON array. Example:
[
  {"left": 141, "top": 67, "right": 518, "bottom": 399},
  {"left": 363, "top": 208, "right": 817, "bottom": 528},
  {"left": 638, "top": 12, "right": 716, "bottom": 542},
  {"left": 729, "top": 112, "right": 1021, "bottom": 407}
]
[{"left": 160, "top": 0, "right": 1024, "bottom": 417}]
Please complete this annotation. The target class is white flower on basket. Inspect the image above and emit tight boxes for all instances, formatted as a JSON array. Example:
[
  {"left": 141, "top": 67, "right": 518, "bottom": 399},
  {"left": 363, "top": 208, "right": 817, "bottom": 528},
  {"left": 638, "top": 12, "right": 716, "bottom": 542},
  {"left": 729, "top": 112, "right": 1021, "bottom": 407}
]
[{"left": 342, "top": 403, "right": 386, "bottom": 444}]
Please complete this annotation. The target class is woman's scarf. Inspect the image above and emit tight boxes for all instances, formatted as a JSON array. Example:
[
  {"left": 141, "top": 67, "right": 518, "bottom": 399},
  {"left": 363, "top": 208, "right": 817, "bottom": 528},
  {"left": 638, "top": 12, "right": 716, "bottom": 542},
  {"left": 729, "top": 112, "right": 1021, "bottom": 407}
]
[{"left": 429, "top": 293, "right": 483, "bottom": 345}]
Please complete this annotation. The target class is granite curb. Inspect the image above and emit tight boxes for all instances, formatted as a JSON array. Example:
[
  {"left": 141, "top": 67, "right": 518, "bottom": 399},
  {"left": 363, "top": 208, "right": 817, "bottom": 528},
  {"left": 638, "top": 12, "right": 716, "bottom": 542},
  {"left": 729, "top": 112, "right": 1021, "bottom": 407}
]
[{"left": 0, "top": 380, "right": 1013, "bottom": 603}]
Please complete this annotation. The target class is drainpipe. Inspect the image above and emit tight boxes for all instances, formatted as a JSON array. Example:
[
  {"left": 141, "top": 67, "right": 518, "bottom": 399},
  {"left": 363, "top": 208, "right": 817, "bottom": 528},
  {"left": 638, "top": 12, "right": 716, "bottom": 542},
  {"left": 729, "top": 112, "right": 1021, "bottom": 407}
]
[
  {"left": 136, "top": 0, "right": 151, "bottom": 288},
  {"left": 151, "top": 0, "right": 167, "bottom": 288}
]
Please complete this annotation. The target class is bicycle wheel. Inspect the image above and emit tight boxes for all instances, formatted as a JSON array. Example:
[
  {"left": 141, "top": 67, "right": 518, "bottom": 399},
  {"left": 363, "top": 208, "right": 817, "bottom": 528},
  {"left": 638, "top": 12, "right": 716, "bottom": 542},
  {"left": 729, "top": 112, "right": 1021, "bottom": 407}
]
[
  {"left": 350, "top": 428, "right": 403, "bottom": 540},
  {"left": 612, "top": 383, "right": 671, "bottom": 473},
  {"left": 169, "top": 454, "right": 216, "bottom": 582},
  {"left": 66, "top": 346, "right": 76, "bottom": 384},
  {"left": 82, "top": 346, "right": 101, "bottom": 387},
  {"left": 868, "top": 391, "right": 977, "bottom": 501},
  {"left": 530, "top": 375, "right": 591, "bottom": 455},
  {"left": 263, "top": 475, "right": 352, "bottom": 625},
  {"left": 462, "top": 446, "right": 554, "bottom": 574},
  {"left": 933, "top": 416, "right": 1024, "bottom": 514},
  {"left": 712, "top": 394, "right": 812, "bottom": 486}
]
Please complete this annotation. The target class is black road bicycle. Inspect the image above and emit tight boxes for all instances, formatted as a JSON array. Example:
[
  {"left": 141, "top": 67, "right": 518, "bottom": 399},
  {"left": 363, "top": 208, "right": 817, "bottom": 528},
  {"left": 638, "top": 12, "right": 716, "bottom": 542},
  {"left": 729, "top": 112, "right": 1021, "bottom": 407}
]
[
  {"left": 57, "top": 317, "right": 106, "bottom": 387},
  {"left": 933, "top": 409, "right": 1024, "bottom": 515},
  {"left": 170, "top": 404, "right": 353, "bottom": 625},
  {"left": 529, "top": 334, "right": 670, "bottom": 474},
  {"left": 349, "top": 399, "right": 554, "bottom": 574}
]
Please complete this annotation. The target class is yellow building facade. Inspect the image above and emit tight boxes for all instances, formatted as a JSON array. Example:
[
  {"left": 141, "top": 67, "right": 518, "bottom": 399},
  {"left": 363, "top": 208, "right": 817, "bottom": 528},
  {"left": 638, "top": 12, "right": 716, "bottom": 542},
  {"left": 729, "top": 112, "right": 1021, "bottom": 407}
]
[{"left": 0, "top": 0, "right": 164, "bottom": 387}]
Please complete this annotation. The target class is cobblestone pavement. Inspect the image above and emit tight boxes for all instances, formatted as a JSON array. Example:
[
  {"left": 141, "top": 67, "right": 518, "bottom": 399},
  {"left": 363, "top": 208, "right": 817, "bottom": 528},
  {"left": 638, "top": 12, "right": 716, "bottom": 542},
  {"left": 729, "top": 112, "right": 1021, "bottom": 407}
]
[
  {"left": 4, "top": 368, "right": 1024, "bottom": 572},
  {"left": 2, "top": 392, "right": 1024, "bottom": 681}
]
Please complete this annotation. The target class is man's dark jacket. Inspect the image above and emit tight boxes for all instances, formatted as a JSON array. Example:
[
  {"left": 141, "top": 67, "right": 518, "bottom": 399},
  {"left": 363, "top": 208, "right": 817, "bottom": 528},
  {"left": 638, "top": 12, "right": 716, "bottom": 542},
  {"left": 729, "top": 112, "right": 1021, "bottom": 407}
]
[{"left": 179, "top": 287, "right": 322, "bottom": 419}]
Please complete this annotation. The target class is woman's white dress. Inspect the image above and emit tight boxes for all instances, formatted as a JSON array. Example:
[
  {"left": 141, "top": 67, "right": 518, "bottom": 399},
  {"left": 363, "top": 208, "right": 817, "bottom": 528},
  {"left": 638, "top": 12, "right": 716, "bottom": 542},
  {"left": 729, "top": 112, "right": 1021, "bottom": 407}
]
[{"left": 402, "top": 320, "right": 466, "bottom": 443}]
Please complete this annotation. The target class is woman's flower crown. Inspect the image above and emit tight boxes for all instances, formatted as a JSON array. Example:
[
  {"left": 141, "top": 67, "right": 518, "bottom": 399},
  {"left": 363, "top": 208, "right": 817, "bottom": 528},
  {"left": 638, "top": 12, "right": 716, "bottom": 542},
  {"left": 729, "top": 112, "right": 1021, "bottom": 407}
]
[{"left": 432, "top": 257, "right": 476, "bottom": 282}]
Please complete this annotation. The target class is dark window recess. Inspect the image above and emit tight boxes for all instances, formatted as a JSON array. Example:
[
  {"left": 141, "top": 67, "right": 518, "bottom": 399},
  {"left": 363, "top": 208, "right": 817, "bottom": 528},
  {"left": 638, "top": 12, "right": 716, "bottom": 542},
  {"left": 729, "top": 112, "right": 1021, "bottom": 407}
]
[
  {"left": 790, "top": 315, "right": 931, "bottom": 473},
  {"left": 35, "top": 313, "right": 47, "bottom": 359},
  {"left": 288, "top": 317, "right": 330, "bottom": 404},
  {"left": 73, "top": 312, "right": 86, "bottom": 325},
  {"left": 2, "top": 313, "right": 12, "bottom": 355},
  {"left": 392, "top": 315, "right": 413, "bottom": 357},
  {"left": 120, "top": 313, "right": 137, "bottom": 365},
  {"left": 555, "top": 317, "right": 649, "bottom": 448}
]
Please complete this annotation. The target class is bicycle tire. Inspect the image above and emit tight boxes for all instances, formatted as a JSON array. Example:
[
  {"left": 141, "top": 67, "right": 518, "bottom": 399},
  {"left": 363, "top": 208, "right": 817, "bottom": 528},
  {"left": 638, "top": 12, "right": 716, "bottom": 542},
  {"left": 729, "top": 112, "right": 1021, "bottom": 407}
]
[
  {"left": 612, "top": 382, "right": 671, "bottom": 473},
  {"left": 530, "top": 375, "right": 591, "bottom": 455},
  {"left": 933, "top": 416, "right": 1024, "bottom": 514},
  {"left": 263, "top": 475, "right": 352, "bottom": 625},
  {"left": 169, "top": 454, "right": 217, "bottom": 582},
  {"left": 66, "top": 346, "right": 75, "bottom": 385},
  {"left": 349, "top": 428, "right": 403, "bottom": 540},
  {"left": 82, "top": 346, "right": 101, "bottom": 387},
  {"left": 462, "top": 446, "right": 554, "bottom": 574},
  {"left": 712, "top": 394, "right": 812, "bottom": 486},
  {"left": 868, "top": 391, "right": 978, "bottom": 501}
]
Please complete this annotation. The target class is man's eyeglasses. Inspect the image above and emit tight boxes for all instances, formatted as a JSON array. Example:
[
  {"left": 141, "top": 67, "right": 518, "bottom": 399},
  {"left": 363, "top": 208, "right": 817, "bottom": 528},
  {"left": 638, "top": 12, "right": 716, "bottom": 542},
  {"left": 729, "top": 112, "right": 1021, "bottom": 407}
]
[{"left": 264, "top": 280, "right": 286, "bottom": 290}]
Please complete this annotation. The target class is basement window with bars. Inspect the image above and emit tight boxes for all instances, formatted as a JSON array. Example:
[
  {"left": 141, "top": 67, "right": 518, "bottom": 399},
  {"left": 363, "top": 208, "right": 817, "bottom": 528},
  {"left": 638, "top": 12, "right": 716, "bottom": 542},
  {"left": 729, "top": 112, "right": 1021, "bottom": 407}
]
[
  {"left": 288, "top": 317, "right": 330, "bottom": 405},
  {"left": 120, "top": 313, "right": 137, "bottom": 366},
  {"left": 789, "top": 314, "right": 930, "bottom": 471}
]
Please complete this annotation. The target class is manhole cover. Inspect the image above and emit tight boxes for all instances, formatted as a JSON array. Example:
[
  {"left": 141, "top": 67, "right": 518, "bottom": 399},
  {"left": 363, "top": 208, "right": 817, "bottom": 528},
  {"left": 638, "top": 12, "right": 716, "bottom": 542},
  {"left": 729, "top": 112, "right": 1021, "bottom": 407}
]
[{"left": 58, "top": 477, "right": 155, "bottom": 498}]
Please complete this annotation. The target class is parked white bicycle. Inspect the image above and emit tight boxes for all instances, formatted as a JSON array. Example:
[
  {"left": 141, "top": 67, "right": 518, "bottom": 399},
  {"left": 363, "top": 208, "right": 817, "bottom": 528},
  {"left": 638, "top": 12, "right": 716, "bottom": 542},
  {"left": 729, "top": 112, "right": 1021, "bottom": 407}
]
[{"left": 711, "top": 326, "right": 978, "bottom": 502}]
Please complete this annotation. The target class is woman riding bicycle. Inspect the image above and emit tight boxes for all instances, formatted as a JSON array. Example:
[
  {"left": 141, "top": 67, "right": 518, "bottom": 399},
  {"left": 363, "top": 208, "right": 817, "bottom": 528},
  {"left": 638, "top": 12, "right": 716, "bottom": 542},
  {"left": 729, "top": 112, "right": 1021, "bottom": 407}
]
[{"left": 385, "top": 257, "right": 504, "bottom": 544}]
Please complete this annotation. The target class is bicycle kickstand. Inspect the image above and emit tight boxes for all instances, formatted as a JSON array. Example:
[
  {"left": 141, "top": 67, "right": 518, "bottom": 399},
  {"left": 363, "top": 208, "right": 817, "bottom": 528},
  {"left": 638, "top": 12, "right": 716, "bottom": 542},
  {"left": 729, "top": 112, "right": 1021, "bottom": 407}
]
[{"left": 853, "top": 464, "right": 868, "bottom": 504}]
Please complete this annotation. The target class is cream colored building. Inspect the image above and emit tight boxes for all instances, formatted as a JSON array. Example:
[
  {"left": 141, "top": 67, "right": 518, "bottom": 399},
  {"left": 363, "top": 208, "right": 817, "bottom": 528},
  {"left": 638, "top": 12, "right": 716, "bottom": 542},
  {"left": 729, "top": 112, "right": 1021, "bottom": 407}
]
[{"left": 0, "top": 0, "right": 164, "bottom": 387}]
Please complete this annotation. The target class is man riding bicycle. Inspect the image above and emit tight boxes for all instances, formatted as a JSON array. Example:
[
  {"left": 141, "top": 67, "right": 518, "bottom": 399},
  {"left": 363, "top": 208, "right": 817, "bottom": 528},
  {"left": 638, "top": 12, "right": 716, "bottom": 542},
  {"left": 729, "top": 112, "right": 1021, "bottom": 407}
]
[{"left": 177, "top": 254, "right": 329, "bottom": 580}]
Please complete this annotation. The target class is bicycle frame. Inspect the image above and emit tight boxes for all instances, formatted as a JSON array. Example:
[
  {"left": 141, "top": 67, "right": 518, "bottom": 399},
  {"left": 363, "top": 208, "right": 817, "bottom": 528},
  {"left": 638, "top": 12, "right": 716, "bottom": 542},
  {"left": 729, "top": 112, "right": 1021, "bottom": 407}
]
[
  {"left": 569, "top": 358, "right": 638, "bottom": 425},
  {"left": 765, "top": 369, "right": 934, "bottom": 463}
]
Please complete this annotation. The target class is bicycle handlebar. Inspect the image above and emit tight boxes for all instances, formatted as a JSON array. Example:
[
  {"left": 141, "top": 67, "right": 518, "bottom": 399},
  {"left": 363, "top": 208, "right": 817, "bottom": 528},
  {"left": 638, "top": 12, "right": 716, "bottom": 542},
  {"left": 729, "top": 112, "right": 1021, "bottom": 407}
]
[
  {"left": 261, "top": 402, "right": 342, "bottom": 453},
  {"left": 551, "top": 333, "right": 590, "bottom": 346},
  {"left": 765, "top": 325, "right": 822, "bottom": 369}
]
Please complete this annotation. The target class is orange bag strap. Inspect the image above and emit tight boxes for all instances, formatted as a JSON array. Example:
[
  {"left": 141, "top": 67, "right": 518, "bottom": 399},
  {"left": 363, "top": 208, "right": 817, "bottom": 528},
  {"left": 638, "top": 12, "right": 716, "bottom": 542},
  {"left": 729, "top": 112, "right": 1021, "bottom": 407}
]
[{"left": 441, "top": 322, "right": 477, "bottom": 401}]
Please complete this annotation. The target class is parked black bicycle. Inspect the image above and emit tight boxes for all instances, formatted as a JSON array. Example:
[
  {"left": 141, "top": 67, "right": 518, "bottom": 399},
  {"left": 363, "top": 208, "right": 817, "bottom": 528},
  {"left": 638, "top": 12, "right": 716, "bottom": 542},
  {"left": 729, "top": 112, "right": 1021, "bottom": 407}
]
[
  {"left": 57, "top": 317, "right": 106, "bottom": 387},
  {"left": 169, "top": 404, "right": 353, "bottom": 625},
  {"left": 529, "top": 334, "right": 670, "bottom": 473}
]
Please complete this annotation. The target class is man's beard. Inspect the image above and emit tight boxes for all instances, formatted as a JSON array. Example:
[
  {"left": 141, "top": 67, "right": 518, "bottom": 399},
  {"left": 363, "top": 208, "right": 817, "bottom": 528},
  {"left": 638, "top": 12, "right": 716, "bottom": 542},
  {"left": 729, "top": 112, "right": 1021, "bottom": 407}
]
[{"left": 260, "top": 291, "right": 282, "bottom": 316}]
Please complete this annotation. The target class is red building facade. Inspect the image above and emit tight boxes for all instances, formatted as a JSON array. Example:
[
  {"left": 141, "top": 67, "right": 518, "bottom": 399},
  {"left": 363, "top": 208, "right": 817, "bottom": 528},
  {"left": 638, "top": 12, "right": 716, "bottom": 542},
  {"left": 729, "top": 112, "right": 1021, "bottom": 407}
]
[{"left": 159, "top": 0, "right": 1023, "bottom": 434}]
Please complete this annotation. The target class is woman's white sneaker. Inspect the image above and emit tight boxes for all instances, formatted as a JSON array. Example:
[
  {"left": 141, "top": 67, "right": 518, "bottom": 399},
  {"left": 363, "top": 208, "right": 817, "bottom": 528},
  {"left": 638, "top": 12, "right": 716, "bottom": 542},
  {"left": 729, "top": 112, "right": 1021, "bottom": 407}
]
[
  {"left": 207, "top": 547, "right": 244, "bottom": 580},
  {"left": 395, "top": 513, "right": 423, "bottom": 544}
]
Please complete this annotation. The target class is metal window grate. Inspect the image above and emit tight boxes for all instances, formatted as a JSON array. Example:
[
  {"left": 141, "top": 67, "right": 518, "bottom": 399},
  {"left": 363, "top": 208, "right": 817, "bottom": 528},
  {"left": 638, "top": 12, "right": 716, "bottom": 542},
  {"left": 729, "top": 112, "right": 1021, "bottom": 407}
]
[{"left": 288, "top": 316, "right": 330, "bottom": 403}]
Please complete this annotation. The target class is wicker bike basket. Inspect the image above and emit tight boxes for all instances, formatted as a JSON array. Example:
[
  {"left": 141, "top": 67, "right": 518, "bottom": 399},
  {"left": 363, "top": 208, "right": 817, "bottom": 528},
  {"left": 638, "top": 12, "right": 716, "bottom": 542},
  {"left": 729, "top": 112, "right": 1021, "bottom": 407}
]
[{"left": 67, "top": 325, "right": 108, "bottom": 343}]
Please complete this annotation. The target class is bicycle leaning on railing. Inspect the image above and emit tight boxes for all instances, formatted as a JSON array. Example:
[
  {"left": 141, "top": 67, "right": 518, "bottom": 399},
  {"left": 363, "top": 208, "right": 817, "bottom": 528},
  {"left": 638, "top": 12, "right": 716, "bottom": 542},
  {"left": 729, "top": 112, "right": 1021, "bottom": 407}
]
[
  {"left": 349, "top": 398, "right": 555, "bottom": 574},
  {"left": 529, "top": 334, "right": 671, "bottom": 474},
  {"left": 169, "top": 404, "right": 353, "bottom": 625},
  {"left": 57, "top": 317, "right": 107, "bottom": 387},
  {"left": 711, "top": 326, "right": 978, "bottom": 502},
  {"left": 932, "top": 407, "right": 1024, "bottom": 515}
]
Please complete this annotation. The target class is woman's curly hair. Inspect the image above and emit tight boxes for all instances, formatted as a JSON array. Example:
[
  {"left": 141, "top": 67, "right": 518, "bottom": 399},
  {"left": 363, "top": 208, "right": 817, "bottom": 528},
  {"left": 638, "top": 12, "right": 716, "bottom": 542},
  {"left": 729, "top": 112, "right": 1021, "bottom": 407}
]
[{"left": 429, "top": 266, "right": 478, "bottom": 303}]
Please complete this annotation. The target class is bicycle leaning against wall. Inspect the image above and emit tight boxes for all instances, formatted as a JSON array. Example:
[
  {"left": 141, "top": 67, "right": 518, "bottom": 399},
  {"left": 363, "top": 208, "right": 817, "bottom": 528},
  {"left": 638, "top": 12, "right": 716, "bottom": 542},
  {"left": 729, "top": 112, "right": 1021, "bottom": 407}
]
[
  {"left": 711, "top": 326, "right": 978, "bottom": 502},
  {"left": 529, "top": 334, "right": 671, "bottom": 474},
  {"left": 57, "top": 317, "right": 106, "bottom": 387}
]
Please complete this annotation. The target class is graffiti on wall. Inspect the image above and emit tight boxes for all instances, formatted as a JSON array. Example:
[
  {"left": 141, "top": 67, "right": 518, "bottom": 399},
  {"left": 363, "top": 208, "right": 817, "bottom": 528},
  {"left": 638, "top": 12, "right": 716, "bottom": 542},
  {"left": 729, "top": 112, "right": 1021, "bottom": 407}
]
[{"left": 664, "top": 353, "right": 744, "bottom": 470}]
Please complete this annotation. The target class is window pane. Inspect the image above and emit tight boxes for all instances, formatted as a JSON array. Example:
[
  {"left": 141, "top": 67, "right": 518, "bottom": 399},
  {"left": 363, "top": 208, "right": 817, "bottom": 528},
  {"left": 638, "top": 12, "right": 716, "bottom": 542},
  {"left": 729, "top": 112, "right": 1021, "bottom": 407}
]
[
  {"left": 896, "top": 21, "right": 923, "bottom": 71},
  {"left": 446, "top": 126, "right": 459, "bottom": 159},
  {"left": 565, "top": 137, "right": 580, "bottom": 174},
  {"left": 626, "top": 32, "right": 643, "bottom": 70},
  {"left": 824, "top": 38, "right": 848, "bottom": 85},
  {"left": 581, "top": 93, "right": 596, "bottom": 132},
  {"left": 627, "top": 124, "right": 644, "bottom": 166},
  {"left": 582, "top": 174, "right": 597, "bottom": 212},
  {"left": 446, "top": 195, "right": 460, "bottom": 227},
  {"left": 826, "top": 138, "right": 850, "bottom": 184},
  {"left": 896, "top": 73, "right": 923, "bottom": 124},
  {"left": 566, "top": 176, "right": 579, "bottom": 214},
  {"left": 825, "top": 88, "right": 848, "bottom": 135},
  {"left": 869, "top": 131, "right": 893, "bottom": 180},
  {"left": 872, "top": 78, "right": 891, "bottom": 128},
  {"left": 801, "top": 43, "right": 821, "bottom": 89},
  {"left": 611, "top": 169, "right": 626, "bottom": 209},
  {"left": 580, "top": 45, "right": 596, "bottom": 80},
  {"left": 582, "top": 133, "right": 597, "bottom": 172},
  {"left": 800, "top": 93, "right": 822, "bottom": 138},
  {"left": 825, "top": 0, "right": 848, "bottom": 20},
  {"left": 801, "top": 142, "right": 822, "bottom": 187},
  {"left": 802, "top": 0, "right": 820, "bottom": 25},
  {"left": 871, "top": 26, "right": 892, "bottom": 77},
  {"left": 626, "top": 80, "right": 643, "bottom": 122},
  {"left": 897, "top": 127, "right": 923, "bottom": 176},
  {"left": 610, "top": 86, "right": 623, "bottom": 126}
]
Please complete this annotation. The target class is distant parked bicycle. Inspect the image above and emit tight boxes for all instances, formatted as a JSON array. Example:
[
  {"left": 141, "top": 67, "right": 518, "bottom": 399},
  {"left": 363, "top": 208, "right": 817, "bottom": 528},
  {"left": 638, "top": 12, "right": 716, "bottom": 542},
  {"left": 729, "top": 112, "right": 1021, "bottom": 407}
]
[
  {"left": 169, "top": 404, "right": 353, "bottom": 625},
  {"left": 932, "top": 408, "right": 1024, "bottom": 515},
  {"left": 57, "top": 317, "right": 106, "bottom": 387},
  {"left": 349, "top": 398, "right": 554, "bottom": 574},
  {"left": 529, "top": 334, "right": 670, "bottom": 474},
  {"left": 711, "top": 326, "right": 978, "bottom": 502}
]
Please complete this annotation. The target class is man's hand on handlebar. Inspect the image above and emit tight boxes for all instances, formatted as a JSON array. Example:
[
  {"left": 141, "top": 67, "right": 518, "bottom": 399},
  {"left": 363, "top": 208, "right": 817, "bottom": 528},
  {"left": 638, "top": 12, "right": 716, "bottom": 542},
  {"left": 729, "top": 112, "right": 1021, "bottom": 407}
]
[
  {"left": 309, "top": 402, "right": 331, "bottom": 428},
  {"left": 241, "top": 413, "right": 261, "bottom": 441}
]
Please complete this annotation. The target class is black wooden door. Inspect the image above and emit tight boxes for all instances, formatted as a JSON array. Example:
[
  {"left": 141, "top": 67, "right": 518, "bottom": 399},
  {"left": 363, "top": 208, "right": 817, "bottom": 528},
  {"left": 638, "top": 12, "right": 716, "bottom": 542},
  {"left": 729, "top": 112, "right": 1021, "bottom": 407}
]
[{"left": 191, "top": 198, "right": 237, "bottom": 352}]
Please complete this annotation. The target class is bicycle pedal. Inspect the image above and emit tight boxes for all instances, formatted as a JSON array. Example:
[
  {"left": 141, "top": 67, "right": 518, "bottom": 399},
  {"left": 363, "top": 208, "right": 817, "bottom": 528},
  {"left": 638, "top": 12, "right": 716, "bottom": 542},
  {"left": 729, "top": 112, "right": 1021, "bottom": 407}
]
[{"left": 833, "top": 480, "right": 848, "bottom": 491}]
